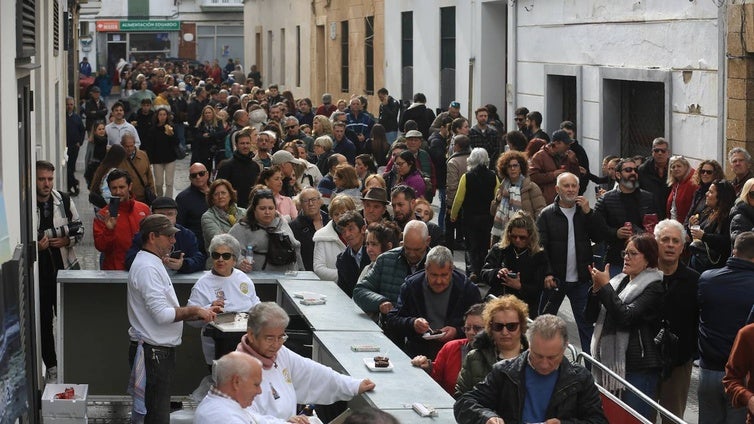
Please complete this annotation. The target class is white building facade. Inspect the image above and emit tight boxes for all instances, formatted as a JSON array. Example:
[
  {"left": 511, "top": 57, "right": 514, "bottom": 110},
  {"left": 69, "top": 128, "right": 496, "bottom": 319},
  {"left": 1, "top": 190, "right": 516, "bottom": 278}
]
[{"left": 384, "top": 0, "right": 725, "bottom": 168}]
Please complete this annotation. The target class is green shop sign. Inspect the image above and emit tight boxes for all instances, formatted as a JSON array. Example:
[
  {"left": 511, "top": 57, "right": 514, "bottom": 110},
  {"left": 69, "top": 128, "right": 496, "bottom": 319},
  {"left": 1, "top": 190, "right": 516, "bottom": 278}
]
[{"left": 120, "top": 20, "right": 181, "bottom": 31}]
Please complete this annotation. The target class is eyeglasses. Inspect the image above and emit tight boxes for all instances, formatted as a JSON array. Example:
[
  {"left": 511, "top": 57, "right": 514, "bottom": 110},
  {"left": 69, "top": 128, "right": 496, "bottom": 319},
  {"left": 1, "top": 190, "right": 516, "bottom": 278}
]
[
  {"left": 699, "top": 169, "right": 714, "bottom": 175},
  {"left": 507, "top": 163, "right": 521, "bottom": 169},
  {"left": 514, "top": 117, "right": 524, "bottom": 122},
  {"left": 284, "top": 125, "right": 296, "bottom": 130},
  {"left": 261, "top": 334, "right": 289, "bottom": 344},
  {"left": 491, "top": 322, "right": 520, "bottom": 333},
  {"left": 211, "top": 252, "right": 234, "bottom": 260},
  {"left": 621, "top": 167, "right": 637, "bottom": 173},
  {"left": 653, "top": 148, "right": 668, "bottom": 153},
  {"left": 395, "top": 161, "right": 407, "bottom": 167},
  {"left": 622, "top": 250, "right": 641, "bottom": 258},
  {"left": 302, "top": 197, "right": 321, "bottom": 204},
  {"left": 190, "top": 171, "right": 207, "bottom": 179},
  {"left": 463, "top": 325, "right": 484, "bottom": 333}
]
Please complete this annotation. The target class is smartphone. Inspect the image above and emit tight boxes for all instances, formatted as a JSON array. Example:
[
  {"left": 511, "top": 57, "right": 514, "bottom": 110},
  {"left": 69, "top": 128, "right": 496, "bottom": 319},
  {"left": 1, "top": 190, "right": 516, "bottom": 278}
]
[
  {"left": 108, "top": 197, "right": 120, "bottom": 218},
  {"left": 507, "top": 272, "right": 518, "bottom": 279},
  {"left": 170, "top": 250, "right": 183, "bottom": 259}
]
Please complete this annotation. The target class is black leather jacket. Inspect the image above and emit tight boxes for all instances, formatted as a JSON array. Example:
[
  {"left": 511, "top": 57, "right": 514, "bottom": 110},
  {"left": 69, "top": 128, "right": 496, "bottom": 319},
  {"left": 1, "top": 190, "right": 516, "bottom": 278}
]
[
  {"left": 593, "top": 188, "right": 657, "bottom": 266},
  {"left": 454, "top": 352, "right": 607, "bottom": 424}
]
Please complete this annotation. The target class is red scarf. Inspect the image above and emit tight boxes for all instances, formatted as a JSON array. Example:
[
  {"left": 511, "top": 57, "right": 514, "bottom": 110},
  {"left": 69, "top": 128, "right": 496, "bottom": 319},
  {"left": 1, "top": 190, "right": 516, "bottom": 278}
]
[{"left": 237, "top": 334, "right": 277, "bottom": 370}]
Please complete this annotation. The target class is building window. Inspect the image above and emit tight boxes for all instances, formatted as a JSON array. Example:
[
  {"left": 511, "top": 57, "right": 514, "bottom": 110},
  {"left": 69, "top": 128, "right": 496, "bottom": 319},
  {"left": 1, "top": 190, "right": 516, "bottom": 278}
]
[
  {"left": 280, "top": 28, "right": 286, "bottom": 85},
  {"left": 296, "top": 25, "right": 301, "bottom": 87},
  {"left": 365, "top": 16, "right": 374, "bottom": 95},
  {"left": 546, "top": 74, "right": 577, "bottom": 132},
  {"left": 128, "top": 0, "right": 149, "bottom": 19},
  {"left": 53, "top": 0, "right": 59, "bottom": 56},
  {"left": 401, "top": 11, "right": 413, "bottom": 101},
  {"left": 17, "top": 0, "right": 36, "bottom": 59},
  {"left": 341, "top": 20, "right": 349, "bottom": 93},
  {"left": 439, "top": 6, "right": 456, "bottom": 107}
]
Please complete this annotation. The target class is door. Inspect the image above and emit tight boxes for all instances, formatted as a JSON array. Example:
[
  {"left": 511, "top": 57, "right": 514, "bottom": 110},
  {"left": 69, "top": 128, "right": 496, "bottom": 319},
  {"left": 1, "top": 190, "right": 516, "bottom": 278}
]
[{"left": 179, "top": 22, "right": 196, "bottom": 59}]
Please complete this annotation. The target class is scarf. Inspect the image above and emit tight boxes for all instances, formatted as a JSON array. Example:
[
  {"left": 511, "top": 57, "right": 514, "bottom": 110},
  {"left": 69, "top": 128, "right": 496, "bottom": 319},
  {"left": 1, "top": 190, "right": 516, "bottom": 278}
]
[
  {"left": 213, "top": 204, "right": 239, "bottom": 226},
  {"left": 590, "top": 268, "right": 662, "bottom": 393},
  {"left": 127, "top": 333, "right": 147, "bottom": 421},
  {"left": 237, "top": 334, "right": 277, "bottom": 370},
  {"left": 491, "top": 177, "right": 523, "bottom": 237}
]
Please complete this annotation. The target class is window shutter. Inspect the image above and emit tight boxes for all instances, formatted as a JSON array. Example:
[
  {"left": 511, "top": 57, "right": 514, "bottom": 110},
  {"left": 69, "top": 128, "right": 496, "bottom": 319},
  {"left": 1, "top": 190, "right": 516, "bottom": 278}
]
[{"left": 17, "top": 0, "right": 37, "bottom": 59}]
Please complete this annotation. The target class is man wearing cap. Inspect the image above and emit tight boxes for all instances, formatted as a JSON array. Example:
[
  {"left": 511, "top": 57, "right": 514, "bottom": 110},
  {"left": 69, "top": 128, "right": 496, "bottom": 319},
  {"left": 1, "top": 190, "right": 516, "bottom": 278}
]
[
  {"left": 124, "top": 196, "right": 206, "bottom": 273},
  {"left": 106, "top": 102, "right": 142, "bottom": 147},
  {"left": 529, "top": 129, "right": 581, "bottom": 204},
  {"left": 176, "top": 163, "right": 211, "bottom": 254},
  {"left": 271, "top": 149, "right": 304, "bottom": 198},
  {"left": 94, "top": 169, "right": 151, "bottom": 270},
  {"left": 430, "top": 100, "right": 465, "bottom": 134},
  {"left": 127, "top": 214, "right": 218, "bottom": 424},
  {"left": 361, "top": 187, "right": 392, "bottom": 225},
  {"left": 216, "top": 128, "right": 260, "bottom": 209},
  {"left": 290, "top": 188, "right": 329, "bottom": 271}
]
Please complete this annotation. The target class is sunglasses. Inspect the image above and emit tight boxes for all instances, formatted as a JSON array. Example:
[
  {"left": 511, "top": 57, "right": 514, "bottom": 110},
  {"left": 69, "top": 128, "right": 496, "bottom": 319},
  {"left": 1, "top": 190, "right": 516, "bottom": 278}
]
[
  {"left": 514, "top": 117, "right": 524, "bottom": 122},
  {"left": 463, "top": 325, "right": 484, "bottom": 333},
  {"left": 621, "top": 167, "right": 637, "bottom": 173},
  {"left": 190, "top": 171, "right": 207, "bottom": 179},
  {"left": 491, "top": 322, "right": 520, "bottom": 332},
  {"left": 211, "top": 252, "right": 234, "bottom": 260},
  {"left": 653, "top": 148, "right": 667, "bottom": 153},
  {"left": 699, "top": 169, "right": 714, "bottom": 175},
  {"left": 284, "top": 125, "right": 296, "bottom": 130}
]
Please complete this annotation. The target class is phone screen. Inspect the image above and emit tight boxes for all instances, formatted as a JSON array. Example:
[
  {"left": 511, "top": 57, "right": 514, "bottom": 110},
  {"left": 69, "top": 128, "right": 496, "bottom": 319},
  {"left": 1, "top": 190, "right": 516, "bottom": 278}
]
[{"left": 170, "top": 250, "right": 183, "bottom": 259}]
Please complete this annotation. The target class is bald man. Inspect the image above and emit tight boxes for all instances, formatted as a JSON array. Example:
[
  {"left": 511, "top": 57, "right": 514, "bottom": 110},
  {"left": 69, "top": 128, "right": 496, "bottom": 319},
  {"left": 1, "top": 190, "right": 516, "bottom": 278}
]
[{"left": 194, "top": 352, "right": 267, "bottom": 423}]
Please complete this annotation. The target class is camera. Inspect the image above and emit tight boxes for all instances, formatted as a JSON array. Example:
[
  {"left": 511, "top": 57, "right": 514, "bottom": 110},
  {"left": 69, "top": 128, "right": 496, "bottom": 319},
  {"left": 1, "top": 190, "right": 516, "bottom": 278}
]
[{"left": 41, "top": 220, "right": 84, "bottom": 239}]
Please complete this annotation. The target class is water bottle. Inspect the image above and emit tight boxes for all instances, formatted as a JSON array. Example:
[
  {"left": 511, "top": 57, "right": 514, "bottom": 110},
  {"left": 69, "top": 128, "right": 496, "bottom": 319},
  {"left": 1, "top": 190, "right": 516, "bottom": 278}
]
[{"left": 245, "top": 244, "right": 255, "bottom": 264}]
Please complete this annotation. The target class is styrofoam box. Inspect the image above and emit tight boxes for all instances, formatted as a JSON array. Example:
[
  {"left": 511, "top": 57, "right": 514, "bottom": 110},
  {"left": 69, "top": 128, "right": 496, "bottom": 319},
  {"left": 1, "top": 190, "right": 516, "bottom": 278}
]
[
  {"left": 43, "top": 417, "right": 87, "bottom": 424},
  {"left": 41, "top": 384, "right": 88, "bottom": 418}
]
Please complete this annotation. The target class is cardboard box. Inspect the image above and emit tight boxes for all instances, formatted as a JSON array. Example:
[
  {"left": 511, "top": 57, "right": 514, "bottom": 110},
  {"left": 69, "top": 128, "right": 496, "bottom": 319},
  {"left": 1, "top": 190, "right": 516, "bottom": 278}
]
[{"left": 41, "top": 384, "right": 88, "bottom": 418}]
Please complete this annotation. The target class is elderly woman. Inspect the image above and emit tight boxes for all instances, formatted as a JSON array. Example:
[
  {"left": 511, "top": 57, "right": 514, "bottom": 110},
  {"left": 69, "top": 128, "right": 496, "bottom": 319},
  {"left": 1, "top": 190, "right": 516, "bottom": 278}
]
[
  {"left": 188, "top": 234, "right": 260, "bottom": 365},
  {"left": 480, "top": 211, "right": 550, "bottom": 318},
  {"left": 451, "top": 148, "right": 499, "bottom": 279},
  {"left": 412, "top": 304, "right": 485, "bottom": 395},
  {"left": 685, "top": 160, "right": 725, "bottom": 225},
  {"left": 314, "top": 135, "right": 335, "bottom": 177},
  {"left": 312, "top": 194, "right": 356, "bottom": 281},
  {"left": 666, "top": 155, "right": 697, "bottom": 223},
  {"left": 688, "top": 179, "right": 736, "bottom": 273},
  {"left": 490, "top": 150, "right": 546, "bottom": 244},
  {"left": 454, "top": 295, "right": 529, "bottom": 396},
  {"left": 237, "top": 302, "right": 375, "bottom": 422},
  {"left": 229, "top": 189, "right": 303, "bottom": 272},
  {"left": 587, "top": 234, "right": 664, "bottom": 420},
  {"left": 730, "top": 178, "right": 754, "bottom": 242},
  {"left": 201, "top": 179, "right": 247, "bottom": 259}
]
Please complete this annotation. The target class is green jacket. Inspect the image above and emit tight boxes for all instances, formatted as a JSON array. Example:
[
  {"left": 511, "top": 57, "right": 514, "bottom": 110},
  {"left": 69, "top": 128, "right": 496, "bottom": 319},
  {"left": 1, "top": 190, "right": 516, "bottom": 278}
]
[
  {"left": 353, "top": 246, "right": 426, "bottom": 313},
  {"left": 455, "top": 331, "right": 528, "bottom": 397}
]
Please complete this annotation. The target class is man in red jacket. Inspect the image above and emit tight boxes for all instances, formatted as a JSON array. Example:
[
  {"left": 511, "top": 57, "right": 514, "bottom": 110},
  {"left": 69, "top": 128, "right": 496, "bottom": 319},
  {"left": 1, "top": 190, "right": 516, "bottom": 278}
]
[{"left": 94, "top": 169, "right": 150, "bottom": 270}]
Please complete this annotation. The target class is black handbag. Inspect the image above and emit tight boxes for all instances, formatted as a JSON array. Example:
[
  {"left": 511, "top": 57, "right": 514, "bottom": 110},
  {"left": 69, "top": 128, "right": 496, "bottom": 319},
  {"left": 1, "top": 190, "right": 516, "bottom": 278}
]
[
  {"left": 261, "top": 229, "right": 296, "bottom": 269},
  {"left": 654, "top": 320, "right": 680, "bottom": 380},
  {"left": 688, "top": 239, "right": 722, "bottom": 270}
]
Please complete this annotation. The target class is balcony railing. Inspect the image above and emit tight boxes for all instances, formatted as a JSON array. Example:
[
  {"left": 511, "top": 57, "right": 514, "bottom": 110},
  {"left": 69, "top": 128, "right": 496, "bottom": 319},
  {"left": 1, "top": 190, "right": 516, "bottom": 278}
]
[{"left": 199, "top": 0, "right": 243, "bottom": 12}]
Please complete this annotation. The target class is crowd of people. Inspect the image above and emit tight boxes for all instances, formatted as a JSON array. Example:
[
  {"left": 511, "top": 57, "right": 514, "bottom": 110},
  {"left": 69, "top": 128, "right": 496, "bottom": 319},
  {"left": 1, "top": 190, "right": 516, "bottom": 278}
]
[{"left": 52, "top": 57, "right": 754, "bottom": 423}]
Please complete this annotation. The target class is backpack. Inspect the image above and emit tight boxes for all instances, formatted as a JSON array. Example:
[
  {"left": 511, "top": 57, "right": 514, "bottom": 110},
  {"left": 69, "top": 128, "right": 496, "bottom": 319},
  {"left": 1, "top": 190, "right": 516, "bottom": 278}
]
[{"left": 262, "top": 229, "right": 296, "bottom": 269}]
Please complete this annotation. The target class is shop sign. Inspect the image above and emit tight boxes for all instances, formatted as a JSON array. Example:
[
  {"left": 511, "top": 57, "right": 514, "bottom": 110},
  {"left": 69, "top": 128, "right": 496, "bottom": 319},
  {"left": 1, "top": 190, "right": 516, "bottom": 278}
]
[{"left": 96, "top": 20, "right": 181, "bottom": 32}]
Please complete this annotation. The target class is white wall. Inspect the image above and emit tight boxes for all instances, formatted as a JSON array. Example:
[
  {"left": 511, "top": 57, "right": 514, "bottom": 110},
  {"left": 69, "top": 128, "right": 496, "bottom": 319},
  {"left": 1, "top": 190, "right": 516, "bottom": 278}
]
[
  {"left": 243, "top": 0, "right": 313, "bottom": 99},
  {"left": 98, "top": 0, "right": 177, "bottom": 18}
]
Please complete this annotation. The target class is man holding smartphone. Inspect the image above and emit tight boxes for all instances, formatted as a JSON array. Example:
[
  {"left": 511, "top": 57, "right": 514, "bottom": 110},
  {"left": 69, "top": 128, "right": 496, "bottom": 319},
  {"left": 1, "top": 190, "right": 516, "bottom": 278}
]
[{"left": 124, "top": 196, "right": 206, "bottom": 273}]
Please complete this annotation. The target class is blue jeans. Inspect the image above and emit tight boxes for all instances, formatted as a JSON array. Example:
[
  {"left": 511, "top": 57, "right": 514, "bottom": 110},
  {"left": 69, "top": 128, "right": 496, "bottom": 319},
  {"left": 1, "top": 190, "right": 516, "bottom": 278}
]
[
  {"left": 698, "top": 368, "right": 747, "bottom": 424},
  {"left": 622, "top": 370, "right": 660, "bottom": 421},
  {"left": 129, "top": 342, "right": 176, "bottom": 424},
  {"left": 540, "top": 281, "right": 593, "bottom": 354},
  {"left": 174, "top": 122, "right": 187, "bottom": 150}
]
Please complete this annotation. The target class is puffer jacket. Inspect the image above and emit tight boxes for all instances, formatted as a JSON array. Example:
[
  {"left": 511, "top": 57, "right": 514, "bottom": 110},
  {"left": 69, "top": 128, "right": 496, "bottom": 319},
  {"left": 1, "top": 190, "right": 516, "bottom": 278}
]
[
  {"left": 585, "top": 272, "right": 665, "bottom": 372},
  {"left": 228, "top": 215, "right": 304, "bottom": 272},
  {"left": 536, "top": 197, "right": 606, "bottom": 283},
  {"left": 454, "top": 351, "right": 608, "bottom": 424},
  {"left": 353, "top": 246, "right": 426, "bottom": 314},
  {"left": 455, "top": 331, "right": 499, "bottom": 397},
  {"left": 311, "top": 221, "right": 345, "bottom": 281},
  {"left": 593, "top": 188, "right": 657, "bottom": 266},
  {"left": 730, "top": 201, "right": 754, "bottom": 243}
]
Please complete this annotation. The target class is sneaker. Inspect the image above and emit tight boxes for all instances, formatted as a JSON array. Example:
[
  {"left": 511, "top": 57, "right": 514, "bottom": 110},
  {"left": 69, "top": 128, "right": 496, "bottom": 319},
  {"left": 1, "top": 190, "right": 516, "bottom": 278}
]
[{"left": 45, "top": 366, "right": 58, "bottom": 384}]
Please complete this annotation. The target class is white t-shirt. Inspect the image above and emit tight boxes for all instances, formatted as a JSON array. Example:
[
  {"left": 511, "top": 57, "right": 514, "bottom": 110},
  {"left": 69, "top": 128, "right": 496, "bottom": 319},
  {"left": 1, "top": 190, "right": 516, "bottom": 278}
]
[
  {"left": 127, "top": 250, "right": 182, "bottom": 346},
  {"left": 195, "top": 391, "right": 283, "bottom": 424}
]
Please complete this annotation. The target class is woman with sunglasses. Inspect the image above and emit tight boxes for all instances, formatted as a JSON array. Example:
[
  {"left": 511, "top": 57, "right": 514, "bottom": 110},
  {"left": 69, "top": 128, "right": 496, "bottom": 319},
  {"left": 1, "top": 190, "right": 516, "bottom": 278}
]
[
  {"left": 665, "top": 155, "right": 697, "bottom": 223},
  {"left": 229, "top": 188, "right": 303, "bottom": 272},
  {"left": 237, "top": 302, "right": 375, "bottom": 423},
  {"left": 685, "top": 160, "right": 724, "bottom": 226},
  {"left": 454, "top": 296, "right": 528, "bottom": 396},
  {"left": 480, "top": 210, "right": 549, "bottom": 318},
  {"left": 587, "top": 234, "right": 664, "bottom": 420},
  {"left": 688, "top": 179, "right": 735, "bottom": 273},
  {"left": 411, "top": 304, "right": 485, "bottom": 395},
  {"left": 187, "top": 233, "right": 260, "bottom": 366},
  {"left": 201, "top": 179, "right": 246, "bottom": 263}
]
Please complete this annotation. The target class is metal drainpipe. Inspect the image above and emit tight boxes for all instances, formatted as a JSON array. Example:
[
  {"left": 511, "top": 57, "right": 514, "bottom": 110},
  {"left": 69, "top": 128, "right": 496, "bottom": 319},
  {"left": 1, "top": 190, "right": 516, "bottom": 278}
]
[
  {"left": 507, "top": 0, "right": 518, "bottom": 131},
  {"left": 718, "top": 2, "right": 727, "bottom": 164},
  {"left": 468, "top": 58, "right": 475, "bottom": 119}
]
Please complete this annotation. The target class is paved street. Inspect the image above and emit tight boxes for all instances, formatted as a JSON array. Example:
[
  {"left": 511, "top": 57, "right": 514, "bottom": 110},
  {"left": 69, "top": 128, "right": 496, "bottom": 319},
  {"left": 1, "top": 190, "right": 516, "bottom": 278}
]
[{"left": 67, "top": 110, "right": 699, "bottom": 422}]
